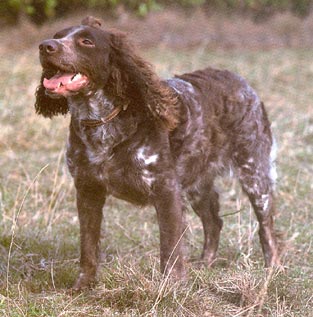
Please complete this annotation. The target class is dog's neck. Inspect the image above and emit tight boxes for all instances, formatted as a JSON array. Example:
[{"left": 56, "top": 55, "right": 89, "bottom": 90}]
[
  {"left": 68, "top": 89, "right": 116, "bottom": 121},
  {"left": 67, "top": 89, "right": 140, "bottom": 160}
]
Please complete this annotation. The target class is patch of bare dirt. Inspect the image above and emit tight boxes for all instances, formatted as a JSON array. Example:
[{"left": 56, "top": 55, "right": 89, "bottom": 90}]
[{"left": 1, "top": 8, "right": 313, "bottom": 55}]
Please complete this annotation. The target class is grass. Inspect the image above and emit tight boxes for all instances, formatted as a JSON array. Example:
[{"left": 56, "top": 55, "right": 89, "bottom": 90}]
[{"left": 1, "top": 40, "right": 313, "bottom": 316}]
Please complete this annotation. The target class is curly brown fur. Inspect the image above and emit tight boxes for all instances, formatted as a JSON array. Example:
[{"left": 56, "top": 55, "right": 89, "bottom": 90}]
[
  {"left": 107, "top": 30, "right": 179, "bottom": 130},
  {"left": 35, "top": 70, "right": 68, "bottom": 117}
]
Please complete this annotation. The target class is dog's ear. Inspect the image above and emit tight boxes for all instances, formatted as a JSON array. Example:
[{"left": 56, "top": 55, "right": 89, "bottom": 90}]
[
  {"left": 109, "top": 31, "right": 179, "bottom": 130},
  {"left": 34, "top": 71, "right": 69, "bottom": 118},
  {"left": 81, "top": 16, "right": 102, "bottom": 29}
]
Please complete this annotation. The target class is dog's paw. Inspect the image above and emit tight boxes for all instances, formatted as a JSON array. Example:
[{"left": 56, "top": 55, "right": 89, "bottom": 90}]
[{"left": 72, "top": 273, "right": 95, "bottom": 291}]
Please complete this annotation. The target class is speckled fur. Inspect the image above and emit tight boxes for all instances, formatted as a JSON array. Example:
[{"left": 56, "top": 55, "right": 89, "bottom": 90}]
[{"left": 35, "top": 17, "right": 279, "bottom": 290}]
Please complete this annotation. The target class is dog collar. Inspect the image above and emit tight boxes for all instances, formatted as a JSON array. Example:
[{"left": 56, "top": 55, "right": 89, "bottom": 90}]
[{"left": 80, "top": 105, "right": 123, "bottom": 128}]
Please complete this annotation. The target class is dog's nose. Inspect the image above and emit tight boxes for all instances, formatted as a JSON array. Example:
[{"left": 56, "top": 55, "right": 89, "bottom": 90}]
[{"left": 39, "top": 40, "right": 59, "bottom": 55}]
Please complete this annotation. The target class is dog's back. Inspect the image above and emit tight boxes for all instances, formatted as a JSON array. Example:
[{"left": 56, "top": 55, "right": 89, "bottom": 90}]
[{"left": 168, "top": 67, "right": 274, "bottom": 191}]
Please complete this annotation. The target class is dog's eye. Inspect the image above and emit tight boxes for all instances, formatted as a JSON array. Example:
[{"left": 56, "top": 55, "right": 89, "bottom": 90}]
[{"left": 80, "top": 38, "right": 95, "bottom": 46}]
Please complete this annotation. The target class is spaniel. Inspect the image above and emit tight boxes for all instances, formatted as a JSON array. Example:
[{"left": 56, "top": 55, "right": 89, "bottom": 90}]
[{"left": 35, "top": 16, "right": 279, "bottom": 290}]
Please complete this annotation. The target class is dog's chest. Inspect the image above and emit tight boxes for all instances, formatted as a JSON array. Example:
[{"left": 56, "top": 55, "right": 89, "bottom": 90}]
[{"left": 87, "top": 142, "right": 160, "bottom": 204}]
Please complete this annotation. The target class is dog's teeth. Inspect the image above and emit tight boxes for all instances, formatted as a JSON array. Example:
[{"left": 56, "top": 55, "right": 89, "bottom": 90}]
[{"left": 71, "top": 73, "right": 82, "bottom": 81}]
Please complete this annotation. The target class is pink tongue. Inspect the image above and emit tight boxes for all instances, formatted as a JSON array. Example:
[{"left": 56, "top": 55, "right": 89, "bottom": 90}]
[{"left": 43, "top": 72, "right": 89, "bottom": 96}]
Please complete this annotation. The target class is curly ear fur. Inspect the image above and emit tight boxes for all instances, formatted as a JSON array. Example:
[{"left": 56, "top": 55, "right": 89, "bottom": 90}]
[
  {"left": 35, "top": 70, "right": 69, "bottom": 118},
  {"left": 108, "top": 31, "right": 179, "bottom": 130}
]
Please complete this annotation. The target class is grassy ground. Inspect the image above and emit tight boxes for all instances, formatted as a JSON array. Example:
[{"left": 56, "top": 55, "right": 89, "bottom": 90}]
[{"left": 1, "top": 28, "right": 313, "bottom": 316}]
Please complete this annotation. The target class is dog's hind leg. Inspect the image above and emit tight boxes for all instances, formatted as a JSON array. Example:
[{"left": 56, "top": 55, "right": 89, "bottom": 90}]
[
  {"left": 188, "top": 181, "right": 223, "bottom": 266},
  {"left": 236, "top": 152, "right": 279, "bottom": 267}
]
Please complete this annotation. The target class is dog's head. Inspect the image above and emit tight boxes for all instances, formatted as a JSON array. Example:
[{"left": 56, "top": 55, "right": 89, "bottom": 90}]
[
  {"left": 35, "top": 17, "right": 111, "bottom": 117},
  {"left": 35, "top": 17, "right": 178, "bottom": 129},
  {"left": 38, "top": 17, "right": 111, "bottom": 99}
]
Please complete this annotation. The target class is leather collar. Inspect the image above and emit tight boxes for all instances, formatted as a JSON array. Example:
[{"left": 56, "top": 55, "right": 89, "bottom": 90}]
[{"left": 80, "top": 105, "right": 123, "bottom": 128}]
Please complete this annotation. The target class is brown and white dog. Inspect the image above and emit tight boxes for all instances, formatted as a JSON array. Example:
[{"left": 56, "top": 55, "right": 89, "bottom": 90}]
[{"left": 35, "top": 17, "right": 279, "bottom": 290}]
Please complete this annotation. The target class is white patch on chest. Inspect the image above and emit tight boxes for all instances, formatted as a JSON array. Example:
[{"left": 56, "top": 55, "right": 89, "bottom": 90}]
[
  {"left": 142, "top": 169, "right": 155, "bottom": 187},
  {"left": 136, "top": 146, "right": 158, "bottom": 187},
  {"left": 136, "top": 147, "right": 159, "bottom": 166}
]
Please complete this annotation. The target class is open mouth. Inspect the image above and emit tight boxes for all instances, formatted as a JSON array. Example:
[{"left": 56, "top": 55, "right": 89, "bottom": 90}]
[{"left": 43, "top": 71, "right": 89, "bottom": 97}]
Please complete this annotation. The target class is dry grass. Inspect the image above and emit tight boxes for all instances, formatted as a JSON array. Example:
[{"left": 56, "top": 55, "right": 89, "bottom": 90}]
[{"left": 1, "top": 13, "right": 313, "bottom": 317}]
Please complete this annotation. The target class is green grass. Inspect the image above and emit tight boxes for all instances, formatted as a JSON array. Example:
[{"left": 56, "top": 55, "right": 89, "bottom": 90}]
[{"left": 1, "top": 43, "right": 313, "bottom": 316}]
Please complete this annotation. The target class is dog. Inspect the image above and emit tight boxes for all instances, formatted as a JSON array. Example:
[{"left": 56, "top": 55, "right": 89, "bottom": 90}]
[{"left": 35, "top": 16, "right": 279, "bottom": 290}]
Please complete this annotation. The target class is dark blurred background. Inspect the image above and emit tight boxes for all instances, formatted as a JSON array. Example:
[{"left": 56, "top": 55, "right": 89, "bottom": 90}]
[
  {"left": 1, "top": 0, "right": 312, "bottom": 26},
  {"left": 1, "top": 0, "right": 313, "bottom": 54}
]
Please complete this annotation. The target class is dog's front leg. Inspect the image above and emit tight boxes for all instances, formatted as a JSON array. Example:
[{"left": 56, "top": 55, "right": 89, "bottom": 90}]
[
  {"left": 72, "top": 182, "right": 106, "bottom": 291},
  {"left": 153, "top": 180, "right": 186, "bottom": 279}
]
